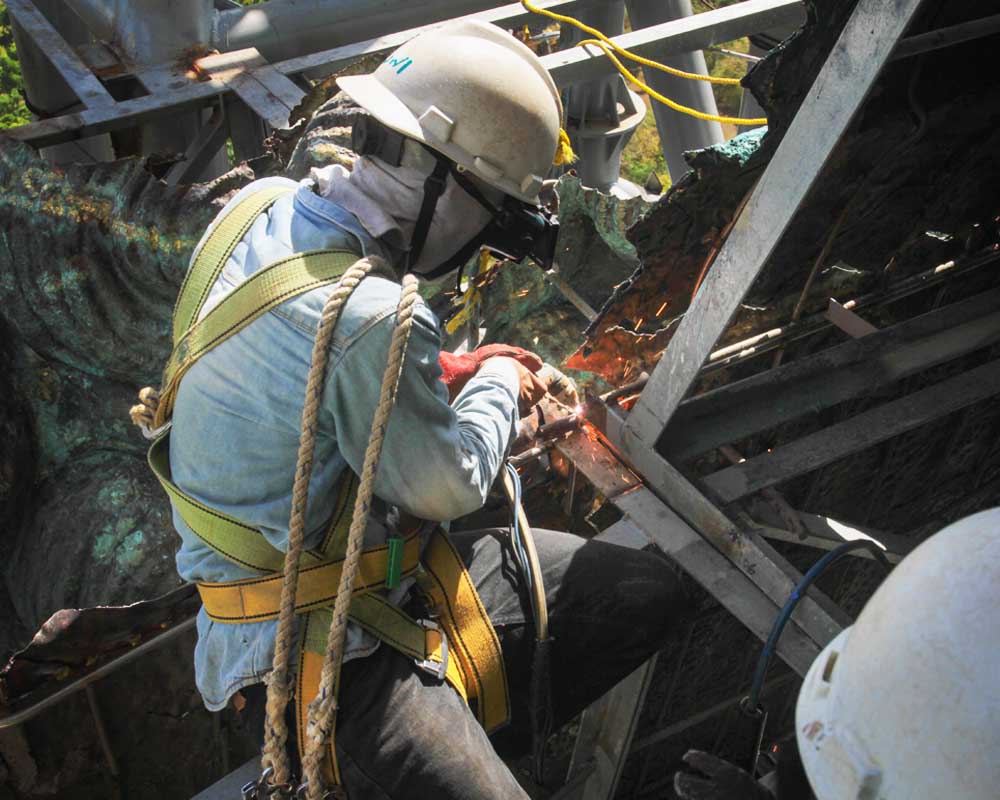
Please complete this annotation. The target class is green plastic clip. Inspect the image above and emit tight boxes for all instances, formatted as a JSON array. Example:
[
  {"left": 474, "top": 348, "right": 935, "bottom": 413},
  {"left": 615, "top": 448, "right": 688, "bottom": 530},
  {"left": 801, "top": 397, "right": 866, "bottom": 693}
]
[{"left": 385, "top": 536, "right": 404, "bottom": 590}]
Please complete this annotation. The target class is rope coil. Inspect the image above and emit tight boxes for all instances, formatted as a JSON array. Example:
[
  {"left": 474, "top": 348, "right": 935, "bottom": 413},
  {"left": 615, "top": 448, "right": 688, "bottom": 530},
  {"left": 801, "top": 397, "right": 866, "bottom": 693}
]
[
  {"left": 261, "top": 258, "right": 380, "bottom": 790},
  {"left": 255, "top": 260, "right": 420, "bottom": 800}
]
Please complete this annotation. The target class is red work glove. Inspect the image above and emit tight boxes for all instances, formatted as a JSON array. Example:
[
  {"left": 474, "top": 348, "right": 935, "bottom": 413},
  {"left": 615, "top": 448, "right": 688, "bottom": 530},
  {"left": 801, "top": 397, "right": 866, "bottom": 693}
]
[{"left": 438, "top": 344, "right": 543, "bottom": 402}]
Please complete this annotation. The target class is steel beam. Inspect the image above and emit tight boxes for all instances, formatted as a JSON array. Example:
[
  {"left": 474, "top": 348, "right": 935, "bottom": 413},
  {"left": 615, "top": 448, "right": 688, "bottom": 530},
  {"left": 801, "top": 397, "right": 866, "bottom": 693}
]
[
  {"left": 557, "top": 430, "right": 825, "bottom": 675},
  {"left": 5, "top": 0, "right": 115, "bottom": 164},
  {"left": 266, "top": 0, "right": 805, "bottom": 86},
  {"left": 611, "top": 486, "right": 821, "bottom": 675},
  {"left": 624, "top": 0, "right": 925, "bottom": 448},
  {"left": 661, "top": 289, "right": 1000, "bottom": 464},
  {"left": 4, "top": 0, "right": 114, "bottom": 109},
  {"left": 744, "top": 504, "right": 913, "bottom": 565},
  {"left": 590, "top": 400, "right": 848, "bottom": 643},
  {"left": 892, "top": 12, "right": 1000, "bottom": 60},
  {"left": 565, "top": 656, "right": 658, "bottom": 800},
  {"left": 198, "top": 49, "right": 306, "bottom": 130},
  {"left": 702, "top": 357, "right": 1000, "bottom": 505}
]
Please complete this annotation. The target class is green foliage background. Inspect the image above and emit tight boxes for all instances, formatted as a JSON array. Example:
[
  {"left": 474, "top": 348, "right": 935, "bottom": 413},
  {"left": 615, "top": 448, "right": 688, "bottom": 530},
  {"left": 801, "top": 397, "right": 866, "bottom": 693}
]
[{"left": 0, "top": 2, "right": 30, "bottom": 128}]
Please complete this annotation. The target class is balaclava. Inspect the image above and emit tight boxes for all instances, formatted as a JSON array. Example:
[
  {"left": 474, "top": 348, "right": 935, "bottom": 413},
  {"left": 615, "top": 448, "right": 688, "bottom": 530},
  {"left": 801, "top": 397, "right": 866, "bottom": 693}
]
[{"left": 311, "top": 139, "right": 501, "bottom": 279}]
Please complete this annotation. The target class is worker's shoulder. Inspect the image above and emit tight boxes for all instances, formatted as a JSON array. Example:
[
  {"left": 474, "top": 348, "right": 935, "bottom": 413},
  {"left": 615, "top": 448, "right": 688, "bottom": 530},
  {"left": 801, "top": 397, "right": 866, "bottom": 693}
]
[{"left": 337, "top": 273, "right": 438, "bottom": 345}]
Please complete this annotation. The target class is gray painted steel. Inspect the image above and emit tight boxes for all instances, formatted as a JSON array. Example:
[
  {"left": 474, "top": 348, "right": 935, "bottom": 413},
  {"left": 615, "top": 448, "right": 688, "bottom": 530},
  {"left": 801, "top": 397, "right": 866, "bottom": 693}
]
[
  {"left": 624, "top": 0, "right": 723, "bottom": 183},
  {"left": 8, "top": 0, "right": 806, "bottom": 152},
  {"left": 190, "top": 758, "right": 259, "bottom": 800},
  {"left": 560, "top": 0, "right": 646, "bottom": 193},
  {"left": 6, "top": 0, "right": 114, "bottom": 164},
  {"left": 596, "top": 402, "right": 848, "bottom": 645},
  {"left": 703, "top": 358, "right": 1000, "bottom": 505}
]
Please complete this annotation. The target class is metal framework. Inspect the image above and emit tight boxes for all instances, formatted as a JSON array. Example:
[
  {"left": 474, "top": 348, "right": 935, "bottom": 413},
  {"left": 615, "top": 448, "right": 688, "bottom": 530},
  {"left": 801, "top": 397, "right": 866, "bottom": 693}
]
[{"left": 3, "top": 0, "right": 805, "bottom": 177}]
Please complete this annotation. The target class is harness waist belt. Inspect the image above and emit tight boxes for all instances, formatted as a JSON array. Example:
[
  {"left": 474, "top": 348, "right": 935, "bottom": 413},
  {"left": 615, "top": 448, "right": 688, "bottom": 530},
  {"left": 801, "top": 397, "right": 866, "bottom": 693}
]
[{"left": 197, "top": 531, "right": 422, "bottom": 622}]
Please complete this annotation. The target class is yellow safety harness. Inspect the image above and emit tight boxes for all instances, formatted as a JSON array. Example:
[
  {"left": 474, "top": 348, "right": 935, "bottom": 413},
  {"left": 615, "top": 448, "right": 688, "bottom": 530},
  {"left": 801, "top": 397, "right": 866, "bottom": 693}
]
[{"left": 144, "top": 186, "right": 510, "bottom": 792}]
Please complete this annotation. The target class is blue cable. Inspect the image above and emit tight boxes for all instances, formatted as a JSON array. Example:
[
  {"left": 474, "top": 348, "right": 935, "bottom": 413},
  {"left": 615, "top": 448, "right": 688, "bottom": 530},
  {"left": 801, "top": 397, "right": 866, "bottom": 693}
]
[{"left": 746, "top": 539, "right": 893, "bottom": 713}]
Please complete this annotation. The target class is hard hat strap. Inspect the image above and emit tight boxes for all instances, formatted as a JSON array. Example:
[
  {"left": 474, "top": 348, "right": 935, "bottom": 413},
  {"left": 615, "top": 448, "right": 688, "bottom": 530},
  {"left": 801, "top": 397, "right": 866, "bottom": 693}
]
[{"left": 405, "top": 156, "right": 451, "bottom": 271}]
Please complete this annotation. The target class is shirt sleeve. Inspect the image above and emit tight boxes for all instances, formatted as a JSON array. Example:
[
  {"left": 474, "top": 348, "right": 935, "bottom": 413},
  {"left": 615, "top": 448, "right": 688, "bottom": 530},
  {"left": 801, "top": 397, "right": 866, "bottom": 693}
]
[{"left": 324, "top": 297, "right": 520, "bottom": 521}]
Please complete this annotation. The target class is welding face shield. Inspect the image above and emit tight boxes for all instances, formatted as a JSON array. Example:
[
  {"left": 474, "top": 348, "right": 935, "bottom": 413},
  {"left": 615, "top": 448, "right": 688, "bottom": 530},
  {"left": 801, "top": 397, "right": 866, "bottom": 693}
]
[{"left": 352, "top": 114, "right": 560, "bottom": 280}]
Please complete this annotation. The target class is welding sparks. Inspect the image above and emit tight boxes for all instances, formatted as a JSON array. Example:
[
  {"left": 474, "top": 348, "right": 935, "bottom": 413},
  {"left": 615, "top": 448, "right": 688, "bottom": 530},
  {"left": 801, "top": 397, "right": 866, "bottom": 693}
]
[{"left": 656, "top": 302, "right": 668, "bottom": 317}]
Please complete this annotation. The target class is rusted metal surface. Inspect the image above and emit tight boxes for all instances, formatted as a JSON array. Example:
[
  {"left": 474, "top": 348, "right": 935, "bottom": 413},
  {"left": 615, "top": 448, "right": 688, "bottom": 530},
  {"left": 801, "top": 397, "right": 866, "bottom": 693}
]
[
  {"left": 1, "top": 585, "right": 198, "bottom": 717},
  {"left": 572, "top": 3, "right": 1000, "bottom": 386}
]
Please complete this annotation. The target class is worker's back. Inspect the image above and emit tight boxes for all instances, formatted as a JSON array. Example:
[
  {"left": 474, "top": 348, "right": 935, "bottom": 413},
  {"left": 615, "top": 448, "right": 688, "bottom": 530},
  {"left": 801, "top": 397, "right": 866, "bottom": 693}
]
[{"left": 168, "top": 176, "right": 402, "bottom": 709}]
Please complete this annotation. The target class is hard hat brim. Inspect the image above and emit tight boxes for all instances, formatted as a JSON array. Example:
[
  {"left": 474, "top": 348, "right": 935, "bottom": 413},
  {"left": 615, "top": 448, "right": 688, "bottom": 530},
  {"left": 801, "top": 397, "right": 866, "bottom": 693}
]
[
  {"left": 337, "top": 74, "right": 426, "bottom": 150},
  {"left": 336, "top": 74, "right": 543, "bottom": 204}
]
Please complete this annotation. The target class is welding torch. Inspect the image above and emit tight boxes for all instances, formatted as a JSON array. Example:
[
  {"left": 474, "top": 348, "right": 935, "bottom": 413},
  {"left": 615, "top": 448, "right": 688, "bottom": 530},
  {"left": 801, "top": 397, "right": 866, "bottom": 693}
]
[{"left": 507, "top": 374, "right": 649, "bottom": 468}]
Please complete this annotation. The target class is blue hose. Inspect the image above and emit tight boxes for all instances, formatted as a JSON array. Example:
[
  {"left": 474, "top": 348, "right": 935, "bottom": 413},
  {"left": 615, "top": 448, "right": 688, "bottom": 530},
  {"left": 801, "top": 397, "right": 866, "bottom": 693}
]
[{"left": 746, "top": 539, "right": 893, "bottom": 712}]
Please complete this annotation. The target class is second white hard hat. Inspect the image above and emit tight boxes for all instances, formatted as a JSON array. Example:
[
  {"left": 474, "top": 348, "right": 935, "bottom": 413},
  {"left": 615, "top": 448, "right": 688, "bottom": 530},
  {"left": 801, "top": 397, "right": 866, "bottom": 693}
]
[
  {"left": 795, "top": 508, "right": 1000, "bottom": 800},
  {"left": 337, "top": 19, "right": 563, "bottom": 204}
]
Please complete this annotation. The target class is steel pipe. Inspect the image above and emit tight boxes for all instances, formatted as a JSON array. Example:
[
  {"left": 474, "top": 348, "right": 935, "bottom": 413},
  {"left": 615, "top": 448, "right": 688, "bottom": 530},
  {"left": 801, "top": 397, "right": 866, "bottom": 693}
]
[
  {"left": 64, "top": 0, "right": 213, "bottom": 63},
  {"left": 0, "top": 616, "right": 197, "bottom": 730},
  {"left": 623, "top": 0, "right": 723, "bottom": 183},
  {"left": 214, "top": 0, "right": 508, "bottom": 64}
]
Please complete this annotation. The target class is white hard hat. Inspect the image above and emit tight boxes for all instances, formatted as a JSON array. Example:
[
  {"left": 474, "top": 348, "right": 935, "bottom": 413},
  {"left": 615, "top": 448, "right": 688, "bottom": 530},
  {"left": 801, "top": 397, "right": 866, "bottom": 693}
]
[
  {"left": 337, "top": 19, "right": 563, "bottom": 204},
  {"left": 795, "top": 508, "right": 1000, "bottom": 800}
]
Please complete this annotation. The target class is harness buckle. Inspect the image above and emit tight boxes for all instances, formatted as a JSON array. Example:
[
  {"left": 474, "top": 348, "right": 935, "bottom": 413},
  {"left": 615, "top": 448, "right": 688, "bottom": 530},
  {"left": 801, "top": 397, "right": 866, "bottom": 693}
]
[
  {"left": 243, "top": 767, "right": 296, "bottom": 799},
  {"left": 414, "top": 618, "right": 449, "bottom": 681}
]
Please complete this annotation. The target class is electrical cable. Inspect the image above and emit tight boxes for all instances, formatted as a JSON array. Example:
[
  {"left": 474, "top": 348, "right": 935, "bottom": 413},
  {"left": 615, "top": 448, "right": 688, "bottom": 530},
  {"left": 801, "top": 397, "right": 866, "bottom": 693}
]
[
  {"left": 745, "top": 540, "right": 893, "bottom": 713},
  {"left": 502, "top": 463, "right": 549, "bottom": 640},
  {"left": 520, "top": 0, "right": 769, "bottom": 126}
]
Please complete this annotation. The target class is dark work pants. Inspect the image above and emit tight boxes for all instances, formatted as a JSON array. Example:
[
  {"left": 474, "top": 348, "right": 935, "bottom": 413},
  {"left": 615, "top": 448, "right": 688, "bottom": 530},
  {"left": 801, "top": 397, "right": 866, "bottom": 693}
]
[{"left": 242, "top": 528, "right": 687, "bottom": 799}]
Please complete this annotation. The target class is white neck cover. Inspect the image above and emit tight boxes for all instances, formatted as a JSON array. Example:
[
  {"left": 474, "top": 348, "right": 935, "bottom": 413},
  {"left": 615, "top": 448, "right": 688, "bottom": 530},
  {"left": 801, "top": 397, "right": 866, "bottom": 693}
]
[{"left": 310, "top": 142, "right": 497, "bottom": 277}]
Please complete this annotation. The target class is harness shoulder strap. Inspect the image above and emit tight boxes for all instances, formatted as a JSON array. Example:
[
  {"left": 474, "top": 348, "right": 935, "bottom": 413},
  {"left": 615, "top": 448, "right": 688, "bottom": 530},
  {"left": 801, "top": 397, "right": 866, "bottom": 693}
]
[
  {"left": 149, "top": 433, "right": 325, "bottom": 573},
  {"left": 156, "top": 248, "right": 359, "bottom": 425},
  {"left": 173, "top": 184, "right": 294, "bottom": 344}
]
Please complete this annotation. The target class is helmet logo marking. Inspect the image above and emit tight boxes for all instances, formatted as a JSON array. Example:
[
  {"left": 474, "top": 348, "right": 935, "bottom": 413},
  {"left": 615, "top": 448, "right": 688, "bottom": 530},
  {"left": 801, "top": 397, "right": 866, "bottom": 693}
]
[{"left": 387, "top": 56, "right": 413, "bottom": 75}]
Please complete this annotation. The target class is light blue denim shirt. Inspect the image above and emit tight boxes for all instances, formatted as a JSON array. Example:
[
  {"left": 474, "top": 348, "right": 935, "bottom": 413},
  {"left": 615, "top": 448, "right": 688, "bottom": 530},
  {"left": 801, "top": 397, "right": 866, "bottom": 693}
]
[{"left": 169, "top": 176, "right": 520, "bottom": 710}]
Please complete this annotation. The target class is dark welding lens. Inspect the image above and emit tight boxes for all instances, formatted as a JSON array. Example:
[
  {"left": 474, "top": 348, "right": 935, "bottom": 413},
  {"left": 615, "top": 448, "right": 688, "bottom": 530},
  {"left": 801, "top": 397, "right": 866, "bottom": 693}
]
[{"left": 351, "top": 116, "right": 405, "bottom": 167}]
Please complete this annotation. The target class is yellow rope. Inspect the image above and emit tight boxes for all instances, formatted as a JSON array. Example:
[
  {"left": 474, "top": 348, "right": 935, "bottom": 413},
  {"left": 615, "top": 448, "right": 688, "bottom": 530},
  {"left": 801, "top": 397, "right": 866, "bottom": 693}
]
[
  {"left": 521, "top": 0, "right": 768, "bottom": 127},
  {"left": 553, "top": 128, "right": 577, "bottom": 165}
]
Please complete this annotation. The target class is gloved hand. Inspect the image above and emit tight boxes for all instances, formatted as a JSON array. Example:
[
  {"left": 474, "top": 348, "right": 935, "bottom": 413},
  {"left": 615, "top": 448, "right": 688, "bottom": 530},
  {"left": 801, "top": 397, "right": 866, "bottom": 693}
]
[
  {"left": 536, "top": 363, "right": 579, "bottom": 409},
  {"left": 438, "top": 344, "right": 543, "bottom": 402},
  {"left": 492, "top": 356, "right": 548, "bottom": 415},
  {"left": 674, "top": 750, "right": 776, "bottom": 800}
]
